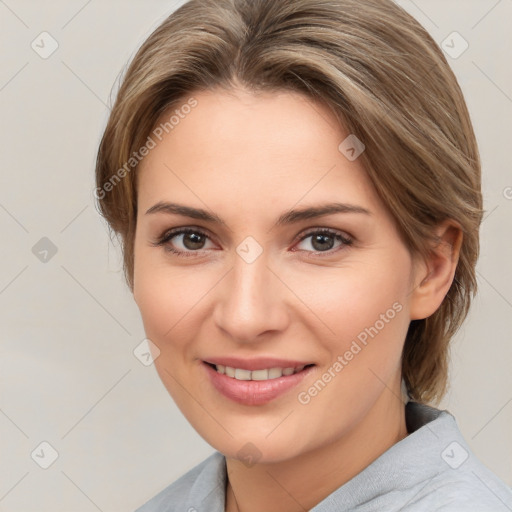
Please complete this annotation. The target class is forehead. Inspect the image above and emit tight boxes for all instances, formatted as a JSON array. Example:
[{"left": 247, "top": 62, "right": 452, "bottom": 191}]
[{"left": 137, "top": 88, "right": 382, "bottom": 218}]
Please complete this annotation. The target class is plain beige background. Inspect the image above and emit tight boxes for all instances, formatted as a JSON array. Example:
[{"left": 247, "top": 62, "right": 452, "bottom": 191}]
[{"left": 1, "top": 1, "right": 511, "bottom": 510}]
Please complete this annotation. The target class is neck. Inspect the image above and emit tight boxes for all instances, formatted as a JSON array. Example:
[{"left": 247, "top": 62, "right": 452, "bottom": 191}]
[{"left": 224, "top": 392, "right": 408, "bottom": 512}]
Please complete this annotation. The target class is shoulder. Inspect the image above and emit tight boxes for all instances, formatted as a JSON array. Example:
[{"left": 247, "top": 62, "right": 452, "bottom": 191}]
[
  {"left": 315, "top": 402, "right": 512, "bottom": 512},
  {"left": 402, "top": 404, "right": 512, "bottom": 511},
  {"left": 413, "top": 466, "right": 512, "bottom": 511},
  {"left": 135, "top": 451, "right": 226, "bottom": 512}
]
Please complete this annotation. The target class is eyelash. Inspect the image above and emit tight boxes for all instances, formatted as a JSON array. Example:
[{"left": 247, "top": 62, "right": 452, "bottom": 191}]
[{"left": 152, "top": 227, "right": 354, "bottom": 259}]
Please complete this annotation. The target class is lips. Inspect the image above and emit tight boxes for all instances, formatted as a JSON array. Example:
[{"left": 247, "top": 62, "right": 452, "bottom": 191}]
[{"left": 202, "top": 357, "right": 315, "bottom": 405}]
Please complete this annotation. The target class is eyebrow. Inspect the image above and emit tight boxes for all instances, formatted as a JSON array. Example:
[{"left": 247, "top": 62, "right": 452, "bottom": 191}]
[{"left": 145, "top": 201, "right": 371, "bottom": 227}]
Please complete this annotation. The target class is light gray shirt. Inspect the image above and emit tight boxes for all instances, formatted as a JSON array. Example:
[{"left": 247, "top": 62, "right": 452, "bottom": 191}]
[{"left": 135, "top": 402, "right": 512, "bottom": 511}]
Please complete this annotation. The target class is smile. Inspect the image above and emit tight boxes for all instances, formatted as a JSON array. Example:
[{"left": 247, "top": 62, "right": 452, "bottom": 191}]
[{"left": 203, "top": 360, "right": 315, "bottom": 405}]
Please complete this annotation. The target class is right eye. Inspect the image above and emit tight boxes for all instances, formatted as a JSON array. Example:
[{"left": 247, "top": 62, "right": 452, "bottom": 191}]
[{"left": 153, "top": 227, "right": 217, "bottom": 257}]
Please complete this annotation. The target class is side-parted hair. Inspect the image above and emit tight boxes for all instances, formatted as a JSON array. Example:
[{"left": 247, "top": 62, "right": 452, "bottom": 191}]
[{"left": 95, "top": 0, "right": 483, "bottom": 404}]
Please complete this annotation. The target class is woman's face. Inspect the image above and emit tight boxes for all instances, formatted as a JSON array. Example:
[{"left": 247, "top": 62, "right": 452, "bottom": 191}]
[{"left": 133, "top": 88, "right": 417, "bottom": 463}]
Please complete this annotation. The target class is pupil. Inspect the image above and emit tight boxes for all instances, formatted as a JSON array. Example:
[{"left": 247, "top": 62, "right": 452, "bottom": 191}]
[
  {"left": 184, "top": 233, "right": 205, "bottom": 250},
  {"left": 312, "top": 234, "right": 334, "bottom": 251}
]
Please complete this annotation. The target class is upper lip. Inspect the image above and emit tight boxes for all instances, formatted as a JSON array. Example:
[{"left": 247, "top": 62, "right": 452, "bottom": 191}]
[{"left": 203, "top": 357, "right": 314, "bottom": 371}]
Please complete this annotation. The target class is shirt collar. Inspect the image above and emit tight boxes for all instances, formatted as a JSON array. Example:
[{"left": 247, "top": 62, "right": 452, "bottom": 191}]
[{"left": 181, "top": 402, "right": 457, "bottom": 511}]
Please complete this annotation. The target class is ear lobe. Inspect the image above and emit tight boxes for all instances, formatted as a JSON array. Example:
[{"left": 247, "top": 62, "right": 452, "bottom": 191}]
[{"left": 409, "top": 221, "right": 463, "bottom": 321}]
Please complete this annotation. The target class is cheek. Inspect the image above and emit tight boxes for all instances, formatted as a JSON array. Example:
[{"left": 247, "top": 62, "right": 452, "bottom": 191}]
[
  {"left": 334, "top": 273, "right": 408, "bottom": 347},
  {"left": 287, "top": 254, "right": 412, "bottom": 349},
  {"left": 292, "top": 269, "right": 410, "bottom": 428},
  {"left": 291, "top": 251, "right": 412, "bottom": 406},
  {"left": 133, "top": 247, "right": 219, "bottom": 357},
  {"left": 133, "top": 246, "right": 185, "bottom": 346},
  {"left": 133, "top": 259, "right": 201, "bottom": 402},
  {"left": 134, "top": 270, "right": 193, "bottom": 347}
]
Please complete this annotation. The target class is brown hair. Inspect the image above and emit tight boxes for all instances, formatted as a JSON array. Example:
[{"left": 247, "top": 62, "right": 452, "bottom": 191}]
[{"left": 95, "top": 0, "right": 483, "bottom": 404}]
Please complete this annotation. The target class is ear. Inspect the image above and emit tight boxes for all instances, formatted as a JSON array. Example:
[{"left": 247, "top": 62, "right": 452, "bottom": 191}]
[{"left": 409, "top": 220, "right": 463, "bottom": 321}]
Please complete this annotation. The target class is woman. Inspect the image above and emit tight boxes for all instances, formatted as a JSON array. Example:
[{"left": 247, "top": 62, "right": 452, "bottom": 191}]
[{"left": 95, "top": 0, "right": 512, "bottom": 510}]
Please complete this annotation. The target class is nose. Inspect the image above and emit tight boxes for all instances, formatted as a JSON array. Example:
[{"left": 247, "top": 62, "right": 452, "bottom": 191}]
[{"left": 213, "top": 251, "right": 290, "bottom": 343}]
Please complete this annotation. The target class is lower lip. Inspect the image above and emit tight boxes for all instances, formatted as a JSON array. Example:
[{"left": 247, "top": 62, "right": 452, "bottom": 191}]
[{"left": 203, "top": 363, "right": 314, "bottom": 406}]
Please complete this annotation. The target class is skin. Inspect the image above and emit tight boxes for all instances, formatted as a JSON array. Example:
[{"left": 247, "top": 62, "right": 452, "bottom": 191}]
[{"left": 133, "top": 87, "right": 461, "bottom": 512}]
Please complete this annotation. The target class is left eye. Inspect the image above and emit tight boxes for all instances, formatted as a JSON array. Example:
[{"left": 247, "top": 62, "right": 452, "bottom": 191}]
[{"left": 295, "top": 230, "right": 352, "bottom": 253}]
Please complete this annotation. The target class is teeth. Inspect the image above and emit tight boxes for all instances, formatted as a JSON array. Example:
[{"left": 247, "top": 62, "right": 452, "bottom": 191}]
[
  {"left": 251, "top": 369, "right": 269, "bottom": 381},
  {"left": 234, "top": 369, "right": 252, "bottom": 380},
  {"left": 215, "top": 365, "right": 306, "bottom": 381},
  {"left": 268, "top": 367, "right": 283, "bottom": 379}
]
